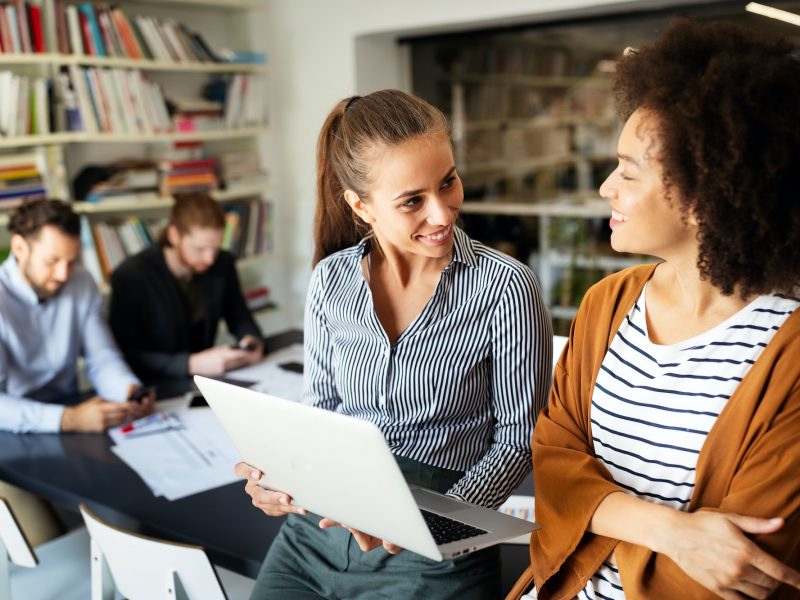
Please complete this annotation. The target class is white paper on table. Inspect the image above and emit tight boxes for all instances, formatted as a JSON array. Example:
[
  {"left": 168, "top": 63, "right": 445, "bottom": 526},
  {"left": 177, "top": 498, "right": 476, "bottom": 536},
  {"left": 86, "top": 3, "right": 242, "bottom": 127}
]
[
  {"left": 107, "top": 394, "right": 194, "bottom": 446},
  {"left": 109, "top": 408, "right": 242, "bottom": 501},
  {"left": 225, "top": 342, "right": 304, "bottom": 401},
  {"left": 498, "top": 494, "right": 536, "bottom": 545}
]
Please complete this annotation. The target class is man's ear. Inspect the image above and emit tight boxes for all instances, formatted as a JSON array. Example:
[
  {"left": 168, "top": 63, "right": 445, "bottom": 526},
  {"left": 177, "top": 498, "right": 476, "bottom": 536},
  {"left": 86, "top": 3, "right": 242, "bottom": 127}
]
[
  {"left": 9, "top": 233, "right": 29, "bottom": 263},
  {"left": 344, "top": 190, "right": 374, "bottom": 224},
  {"left": 166, "top": 224, "right": 182, "bottom": 246}
]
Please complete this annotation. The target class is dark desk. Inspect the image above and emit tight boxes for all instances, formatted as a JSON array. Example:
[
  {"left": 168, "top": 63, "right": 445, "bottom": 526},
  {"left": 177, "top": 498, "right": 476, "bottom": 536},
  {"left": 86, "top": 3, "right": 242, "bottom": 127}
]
[{"left": 0, "top": 329, "right": 533, "bottom": 592}]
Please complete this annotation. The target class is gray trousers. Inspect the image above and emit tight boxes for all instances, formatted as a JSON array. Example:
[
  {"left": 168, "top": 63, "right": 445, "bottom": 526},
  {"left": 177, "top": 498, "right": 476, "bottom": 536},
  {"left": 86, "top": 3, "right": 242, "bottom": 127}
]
[{"left": 250, "top": 456, "right": 502, "bottom": 599}]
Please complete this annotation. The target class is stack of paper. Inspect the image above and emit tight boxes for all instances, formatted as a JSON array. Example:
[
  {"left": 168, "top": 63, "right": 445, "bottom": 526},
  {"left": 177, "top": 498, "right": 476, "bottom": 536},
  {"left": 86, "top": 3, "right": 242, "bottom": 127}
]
[{"left": 109, "top": 407, "right": 242, "bottom": 501}]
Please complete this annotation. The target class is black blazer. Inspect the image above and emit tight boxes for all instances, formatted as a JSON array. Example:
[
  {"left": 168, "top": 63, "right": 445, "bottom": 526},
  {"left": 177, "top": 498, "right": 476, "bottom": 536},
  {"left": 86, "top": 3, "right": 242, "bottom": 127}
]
[{"left": 109, "top": 245, "right": 262, "bottom": 383}]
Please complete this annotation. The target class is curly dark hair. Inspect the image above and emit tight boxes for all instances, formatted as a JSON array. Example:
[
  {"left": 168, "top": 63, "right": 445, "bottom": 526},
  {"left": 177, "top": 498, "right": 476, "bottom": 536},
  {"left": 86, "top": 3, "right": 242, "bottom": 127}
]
[
  {"left": 8, "top": 199, "right": 80, "bottom": 240},
  {"left": 614, "top": 18, "right": 800, "bottom": 297}
]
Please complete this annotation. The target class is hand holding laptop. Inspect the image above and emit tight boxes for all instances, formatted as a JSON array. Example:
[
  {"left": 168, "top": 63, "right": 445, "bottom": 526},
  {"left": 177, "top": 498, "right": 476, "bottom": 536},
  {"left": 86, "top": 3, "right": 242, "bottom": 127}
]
[
  {"left": 319, "top": 518, "right": 403, "bottom": 554},
  {"left": 198, "top": 376, "right": 537, "bottom": 562},
  {"left": 234, "top": 462, "right": 307, "bottom": 517},
  {"left": 235, "top": 462, "right": 400, "bottom": 553}
]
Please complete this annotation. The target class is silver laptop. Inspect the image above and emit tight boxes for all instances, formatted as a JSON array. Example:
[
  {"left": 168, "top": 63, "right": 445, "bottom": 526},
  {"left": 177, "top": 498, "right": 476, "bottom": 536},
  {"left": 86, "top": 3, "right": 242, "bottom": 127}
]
[{"left": 194, "top": 375, "right": 538, "bottom": 561}]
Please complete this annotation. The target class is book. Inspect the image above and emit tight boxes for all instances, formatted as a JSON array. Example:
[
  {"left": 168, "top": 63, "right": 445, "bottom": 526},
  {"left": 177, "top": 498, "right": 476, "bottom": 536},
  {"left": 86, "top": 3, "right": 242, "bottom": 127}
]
[
  {"left": 54, "top": 0, "right": 70, "bottom": 54},
  {"left": 28, "top": 3, "right": 45, "bottom": 53},
  {"left": 79, "top": 3, "right": 105, "bottom": 56},
  {"left": 15, "top": 0, "right": 33, "bottom": 53},
  {"left": 110, "top": 7, "right": 141, "bottom": 59},
  {"left": 5, "top": 5, "right": 22, "bottom": 54},
  {"left": 80, "top": 216, "right": 104, "bottom": 285},
  {"left": 65, "top": 4, "right": 82, "bottom": 55}
]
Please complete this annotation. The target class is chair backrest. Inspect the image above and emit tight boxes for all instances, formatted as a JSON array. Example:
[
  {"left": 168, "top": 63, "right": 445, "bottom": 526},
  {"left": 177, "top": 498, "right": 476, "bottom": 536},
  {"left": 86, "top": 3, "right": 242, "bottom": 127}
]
[
  {"left": 0, "top": 499, "right": 37, "bottom": 570},
  {"left": 80, "top": 504, "right": 227, "bottom": 600}
]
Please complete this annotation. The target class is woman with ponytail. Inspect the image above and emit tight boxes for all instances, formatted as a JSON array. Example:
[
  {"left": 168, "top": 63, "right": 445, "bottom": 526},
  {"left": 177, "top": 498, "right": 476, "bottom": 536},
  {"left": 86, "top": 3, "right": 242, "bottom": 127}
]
[{"left": 236, "top": 89, "right": 552, "bottom": 599}]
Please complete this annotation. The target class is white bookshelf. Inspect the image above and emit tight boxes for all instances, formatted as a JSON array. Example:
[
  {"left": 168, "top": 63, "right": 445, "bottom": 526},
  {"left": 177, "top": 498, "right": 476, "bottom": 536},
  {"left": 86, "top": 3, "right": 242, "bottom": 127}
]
[
  {"left": 0, "top": 54, "right": 265, "bottom": 73},
  {"left": 0, "top": 127, "right": 269, "bottom": 148},
  {"left": 447, "top": 73, "right": 612, "bottom": 88},
  {"left": 74, "top": 181, "right": 272, "bottom": 215},
  {"left": 460, "top": 196, "right": 610, "bottom": 218},
  {"left": 0, "top": 0, "right": 284, "bottom": 334},
  {"left": 120, "top": 0, "right": 265, "bottom": 10}
]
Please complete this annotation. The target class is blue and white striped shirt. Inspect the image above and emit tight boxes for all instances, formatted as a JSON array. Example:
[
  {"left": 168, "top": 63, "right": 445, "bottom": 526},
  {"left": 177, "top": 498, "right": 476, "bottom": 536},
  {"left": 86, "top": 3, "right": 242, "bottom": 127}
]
[
  {"left": 302, "top": 227, "right": 552, "bottom": 508},
  {"left": 580, "top": 285, "right": 799, "bottom": 600}
]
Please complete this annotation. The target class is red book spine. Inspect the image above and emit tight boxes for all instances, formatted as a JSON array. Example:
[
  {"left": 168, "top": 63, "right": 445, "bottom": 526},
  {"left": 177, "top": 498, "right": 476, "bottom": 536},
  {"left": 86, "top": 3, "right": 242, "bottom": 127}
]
[
  {"left": 79, "top": 11, "right": 95, "bottom": 55},
  {"left": 28, "top": 5, "right": 44, "bottom": 53},
  {"left": 0, "top": 7, "right": 6, "bottom": 53}
]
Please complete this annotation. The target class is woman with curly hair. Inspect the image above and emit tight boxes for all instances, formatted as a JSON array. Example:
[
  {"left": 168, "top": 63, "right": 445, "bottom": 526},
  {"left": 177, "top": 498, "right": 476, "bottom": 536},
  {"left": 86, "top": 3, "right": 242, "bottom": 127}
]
[{"left": 508, "top": 18, "right": 800, "bottom": 600}]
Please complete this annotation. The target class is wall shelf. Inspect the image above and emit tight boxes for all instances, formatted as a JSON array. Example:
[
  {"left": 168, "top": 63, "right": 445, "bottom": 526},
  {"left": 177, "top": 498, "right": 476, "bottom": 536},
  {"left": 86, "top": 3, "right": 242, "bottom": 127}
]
[
  {"left": 448, "top": 73, "right": 612, "bottom": 88},
  {"left": 0, "top": 54, "right": 265, "bottom": 73},
  {"left": 0, "top": 127, "right": 269, "bottom": 148},
  {"left": 74, "top": 182, "right": 271, "bottom": 215},
  {"left": 461, "top": 196, "right": 610, "bottom": 218},
  {"left": 119, "top": 0, "right": 265, "bottom": 9}
]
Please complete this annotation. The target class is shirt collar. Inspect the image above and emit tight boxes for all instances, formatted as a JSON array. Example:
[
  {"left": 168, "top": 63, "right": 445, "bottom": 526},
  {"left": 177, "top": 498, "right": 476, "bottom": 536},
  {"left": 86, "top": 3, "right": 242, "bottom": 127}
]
[
  {"left": 449, "top": 226, "right": 478, "bottom": 269},
  {"left": 0, "top": 256, "right": 41, "bottom": 306},
  {"left": 356, "top": 226, "right": 478, "bottom": 270}
]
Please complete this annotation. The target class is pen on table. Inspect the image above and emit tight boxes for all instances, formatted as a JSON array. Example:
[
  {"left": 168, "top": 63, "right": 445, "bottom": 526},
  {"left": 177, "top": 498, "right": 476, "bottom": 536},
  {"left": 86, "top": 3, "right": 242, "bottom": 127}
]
[{"left": 119, "top": 413, "right": 164, "bottom": 434}]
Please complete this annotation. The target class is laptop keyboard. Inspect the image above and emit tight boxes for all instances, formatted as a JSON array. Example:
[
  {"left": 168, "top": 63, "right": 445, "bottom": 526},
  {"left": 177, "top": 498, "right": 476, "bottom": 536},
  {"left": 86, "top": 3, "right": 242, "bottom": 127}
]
[{"left": 420, "top": 509, "right": 487, "bottom": 545}]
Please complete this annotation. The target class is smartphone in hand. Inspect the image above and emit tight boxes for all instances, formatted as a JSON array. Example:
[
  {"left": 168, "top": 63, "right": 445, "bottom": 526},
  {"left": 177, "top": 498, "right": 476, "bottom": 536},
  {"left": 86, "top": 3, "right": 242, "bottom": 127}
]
[
  {"left": 128, "top": 386, "right": 154, "bottom": 403},
  {"left": 231, "top": 340, "right": 259, "bottom": 351}
]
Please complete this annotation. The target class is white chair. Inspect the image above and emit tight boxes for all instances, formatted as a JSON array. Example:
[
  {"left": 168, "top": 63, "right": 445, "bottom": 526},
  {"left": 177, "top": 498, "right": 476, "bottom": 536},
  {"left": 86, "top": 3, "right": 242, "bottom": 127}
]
[
  {"left": 0, "top": 497, "right": 91, "bottom": 600},
  {"left": 80, "top": 504, "right": 255, "bottom": 600}
]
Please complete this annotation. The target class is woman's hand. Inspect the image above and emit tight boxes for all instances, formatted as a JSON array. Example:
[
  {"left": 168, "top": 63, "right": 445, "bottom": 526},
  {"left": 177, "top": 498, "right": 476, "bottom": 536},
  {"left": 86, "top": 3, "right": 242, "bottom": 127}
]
[
  {"left": 233, "top": 462, "right": 307, "bottom": 517},
  {"left": 659, "top": 510, "right": 800, "bottom": 600},
  {"left": 318, "top": 518, "right": 403, "bottom": 554}
]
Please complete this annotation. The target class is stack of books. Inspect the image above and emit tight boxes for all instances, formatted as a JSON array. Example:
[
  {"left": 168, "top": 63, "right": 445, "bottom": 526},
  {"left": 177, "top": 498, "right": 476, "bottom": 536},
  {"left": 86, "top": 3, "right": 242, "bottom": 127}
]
[
  {"left": 84, "top": 162, "right": 160, "bottom": 203},
  {"left": 222, "top": 198, "right": 272, "bottom": 258},
  {"left": 53, "top": 2, "right": 224, "bottom": 63},
  {"left": 169, "top": 97, "right": 224, "bottom": 133},
  {"left": 0, "top": 150, "right": 50, "bottom": 211},
  {"left": 0, "top": 1, "right": 48, "bottom": 54},
  {"left": 224, "top": 74, "right": 267, "bottom": 129},
  {"left": 218, "top": 150, "right": 267, "bottom": 190},
  {"left": 57, "top": 65, "right": 170, "bottom": 134},
  {"left": 81, "top": 214, "right": 164, "bottom": 283},
  {"left": 0, "top": 71, "right": 51, "bottom": 136},
  {"left": 158, "top": 157, "right": 218, "bottom": 196}
]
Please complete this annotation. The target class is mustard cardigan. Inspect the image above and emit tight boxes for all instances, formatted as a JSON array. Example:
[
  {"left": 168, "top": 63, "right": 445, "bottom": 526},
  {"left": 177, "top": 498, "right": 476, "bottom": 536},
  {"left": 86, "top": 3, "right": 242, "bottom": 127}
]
[{"left": 508, "top": 264, "right": 800, "bottom": 600}]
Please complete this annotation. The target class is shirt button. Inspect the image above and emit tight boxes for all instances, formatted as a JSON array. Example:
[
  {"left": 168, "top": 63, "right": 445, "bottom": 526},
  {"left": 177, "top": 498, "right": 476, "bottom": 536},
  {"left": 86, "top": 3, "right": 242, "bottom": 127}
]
[
  {"left": 379, "top": 394, "right": 386, "bottom": 405},
  {"left": 384, "top": 347, "right": 390, "bottom": 358}
]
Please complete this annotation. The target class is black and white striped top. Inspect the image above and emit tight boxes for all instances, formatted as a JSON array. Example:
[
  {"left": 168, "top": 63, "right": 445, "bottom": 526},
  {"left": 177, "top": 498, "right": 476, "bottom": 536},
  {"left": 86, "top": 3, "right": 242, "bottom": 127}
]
[
  {"left": 580, "top": 285, "right": 799, "bottom": 600},
  {"left": 302, "top": 227, "right": 552, "bottom": 508}
]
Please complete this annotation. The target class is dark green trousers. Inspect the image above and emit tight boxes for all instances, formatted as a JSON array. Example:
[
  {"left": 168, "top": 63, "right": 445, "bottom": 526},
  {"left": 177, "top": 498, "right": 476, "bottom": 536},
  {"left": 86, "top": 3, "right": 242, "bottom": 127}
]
[{"left": 250, "top": 456, "right": 502, "bottom": 599}]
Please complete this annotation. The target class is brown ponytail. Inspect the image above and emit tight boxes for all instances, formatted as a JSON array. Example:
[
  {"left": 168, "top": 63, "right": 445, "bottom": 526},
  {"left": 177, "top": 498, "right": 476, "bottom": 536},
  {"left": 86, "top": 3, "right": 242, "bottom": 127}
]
[{"left": 312, "top": 90, "right": 450, "bottom": 266}]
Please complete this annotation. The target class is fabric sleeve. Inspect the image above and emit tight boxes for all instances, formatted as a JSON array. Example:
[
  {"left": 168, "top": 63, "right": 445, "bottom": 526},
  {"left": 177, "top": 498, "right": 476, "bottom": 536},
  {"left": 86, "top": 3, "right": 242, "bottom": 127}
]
[
  {"left": 617, "top": 382, "right": 800, "bottom": 599},
  {"left": 0, "top": 341, "right": 64, "bottom": 433},
  {"left": 301, "top": 265, "right": 341, "bottom": 411},
  {"left": 530, "top": 307, "right": 624, "bottom": 597},
  {"left": 109, "top": 264, "right": 189, "bottom": 379},
  {"left": 221, "top": 256, "right": 262, "bottom": 342},
  {"left": 81, "top": 280, "right": 139, "bottom": 400},
  {"left": 447, "top": 267, "right": 552, "bottom": 509}
]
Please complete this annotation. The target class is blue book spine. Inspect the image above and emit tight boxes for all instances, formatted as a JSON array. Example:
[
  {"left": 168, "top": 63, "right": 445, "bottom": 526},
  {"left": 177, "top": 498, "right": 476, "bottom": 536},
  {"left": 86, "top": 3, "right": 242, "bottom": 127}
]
[{"left": 80, "top": 4, "right": 106, "bottom": 57}]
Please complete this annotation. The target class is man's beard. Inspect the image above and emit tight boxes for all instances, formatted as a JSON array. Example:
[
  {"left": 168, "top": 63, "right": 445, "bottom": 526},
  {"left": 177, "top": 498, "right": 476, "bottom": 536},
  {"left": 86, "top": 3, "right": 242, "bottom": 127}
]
[{"left": 24, "top": 264, "right": 62, "bottom": 301}]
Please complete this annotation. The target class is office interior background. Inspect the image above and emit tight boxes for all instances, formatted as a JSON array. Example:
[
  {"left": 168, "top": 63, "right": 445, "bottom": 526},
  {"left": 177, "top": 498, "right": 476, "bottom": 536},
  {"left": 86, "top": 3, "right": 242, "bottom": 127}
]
[
  {"left": 1, "top": 0, "right": 798, "bottom": 338},
  {"left": 0, "top": 0, "right": 798, "bottom": 596}
]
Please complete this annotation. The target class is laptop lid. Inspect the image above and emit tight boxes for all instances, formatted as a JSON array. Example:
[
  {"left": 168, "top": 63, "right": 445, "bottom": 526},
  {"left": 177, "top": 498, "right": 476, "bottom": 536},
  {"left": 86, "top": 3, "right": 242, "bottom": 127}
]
[{"left": 194, "top": 375, "right": 442, "bottom": 560}]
